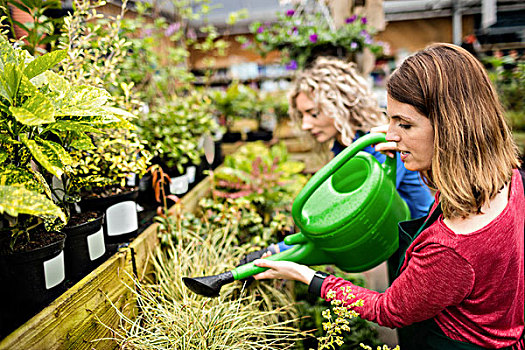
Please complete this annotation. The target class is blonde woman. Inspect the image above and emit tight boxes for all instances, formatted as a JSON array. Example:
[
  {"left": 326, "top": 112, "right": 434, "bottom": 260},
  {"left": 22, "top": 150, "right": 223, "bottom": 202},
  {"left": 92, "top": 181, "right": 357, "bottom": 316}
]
[{"left": 254, "top": 44, "right": 525, "bottom": 349}]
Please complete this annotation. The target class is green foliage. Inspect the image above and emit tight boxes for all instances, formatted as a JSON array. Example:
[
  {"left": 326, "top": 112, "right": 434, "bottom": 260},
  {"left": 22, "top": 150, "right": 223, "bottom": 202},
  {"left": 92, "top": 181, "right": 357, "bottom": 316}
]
[
  {"left": 56, "top": 0, "right": 151, "bottom": 194},
  {"left": 0, "top": 184, "right": 65, "bottom": 222},
  {"left": 294, "top": 271, "right": 381, "bottom": 350},
  {"left": 244, "top": 6, "right": 384, "bottom": 69},
  {"left": 210, "top": 82, "right": 265, "bottom": 126},
  {"left": 70, "top": 129, "right": 151, "bottom": 193},
  {"left": 213, "top": 141, "right": 307, "bottom": 217},
  {"left": 138, "top": 92, "right": 220, "bottom": 173},
  {"left": 2, "top": 0, "right": 65, "bottom": 55},
  {"left": 118, "top": 0, "right": 230, "bottom": 103},
  {"left": 318, "top": 286, "right": 364, "bottom": 349},
  {"left": 484, "top": 55, "right": 525, "bottom": 131},
  {"left": 0, "top": 34, "right": 133, "bottom": 244}
]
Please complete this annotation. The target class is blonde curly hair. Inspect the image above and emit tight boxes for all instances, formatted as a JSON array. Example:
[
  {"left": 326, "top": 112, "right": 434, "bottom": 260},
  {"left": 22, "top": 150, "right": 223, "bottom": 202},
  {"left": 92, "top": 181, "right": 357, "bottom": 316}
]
[{"left": 288, "top": 57, "right": 387, "bottom": 151}]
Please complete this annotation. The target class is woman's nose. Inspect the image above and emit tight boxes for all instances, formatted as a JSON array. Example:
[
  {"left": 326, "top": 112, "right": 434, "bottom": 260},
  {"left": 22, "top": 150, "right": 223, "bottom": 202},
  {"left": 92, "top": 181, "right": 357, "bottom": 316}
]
[
  {"left": 302, "top": 115, "right": 314, "bottom": 130},
  {"left": 385, "top": 122, "right": 400, "bottom": 142}
]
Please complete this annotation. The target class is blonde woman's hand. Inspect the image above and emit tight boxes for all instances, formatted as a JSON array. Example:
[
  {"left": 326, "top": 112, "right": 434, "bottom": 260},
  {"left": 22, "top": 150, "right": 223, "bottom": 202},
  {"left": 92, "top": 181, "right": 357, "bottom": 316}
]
[
  {"left": 253, "top": 259, "right": 316, "bottom": 285},
  {"left": 370, "top": 125, "right": 398, "bottom": 159}
]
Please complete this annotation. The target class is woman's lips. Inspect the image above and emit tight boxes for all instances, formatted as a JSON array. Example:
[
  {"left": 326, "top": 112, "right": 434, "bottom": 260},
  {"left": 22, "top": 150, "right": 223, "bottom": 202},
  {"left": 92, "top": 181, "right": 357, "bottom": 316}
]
[{"left": 400, "top": 151, "right": 410, "bottom": 162}]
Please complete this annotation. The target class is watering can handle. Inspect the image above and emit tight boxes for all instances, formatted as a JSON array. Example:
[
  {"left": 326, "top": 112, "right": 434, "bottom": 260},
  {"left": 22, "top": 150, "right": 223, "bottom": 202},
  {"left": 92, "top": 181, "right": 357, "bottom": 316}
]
[
  {"left": 292, "top": 133, "right": 397, "bottom": 211},
  {"left": 353, "top": 133, "right": 397, "bottom": 185}
]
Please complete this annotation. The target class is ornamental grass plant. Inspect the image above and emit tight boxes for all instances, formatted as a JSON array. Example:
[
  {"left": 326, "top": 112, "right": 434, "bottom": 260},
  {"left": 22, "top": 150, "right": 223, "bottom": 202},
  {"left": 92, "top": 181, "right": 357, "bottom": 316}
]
[{"left": 100, "top": 222, "right": 305, "bottom": 349}]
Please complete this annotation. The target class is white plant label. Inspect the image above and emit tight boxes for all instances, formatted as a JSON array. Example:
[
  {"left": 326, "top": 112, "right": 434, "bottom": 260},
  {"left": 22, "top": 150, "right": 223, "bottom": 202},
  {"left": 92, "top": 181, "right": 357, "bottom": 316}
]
[
  {"left": 186, "top": 166, "right": 197, "bottom": 184},
  {"left": 170, "top": 175, "right": 188, "bottom": 195},
  {"left": 106, "top": 201, "right": 138, "bottom": 236},
  {"left": 87, "top": 227, "right": 105, "bottom": 260},
  {"left": 44, "top": 251, "right": 65, "bottom": 290},
  {"left": 126, "top": 173, "right": 136, "bottom": 187}
]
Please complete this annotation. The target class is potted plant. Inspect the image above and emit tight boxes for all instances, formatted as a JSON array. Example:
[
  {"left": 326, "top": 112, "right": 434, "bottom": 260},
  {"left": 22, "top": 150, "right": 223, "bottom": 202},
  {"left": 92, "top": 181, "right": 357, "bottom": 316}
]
[
  {"left": 138, "top": 91, "right": 220, "bottom": 197},
  {"left": 0, "top": 35, "right": 123, "bottom": 334},
  {"left": 242, "top": 4, "right": 384, "bottom": 70},
  {"left": 70, "top": 129, "right": 151, "bottom": 253},
  {"left": 53, "top": 0, "right": 152, "bottom": 253},
  {"left": 210, "top": 82, "right": 261, "bottom": 142}
]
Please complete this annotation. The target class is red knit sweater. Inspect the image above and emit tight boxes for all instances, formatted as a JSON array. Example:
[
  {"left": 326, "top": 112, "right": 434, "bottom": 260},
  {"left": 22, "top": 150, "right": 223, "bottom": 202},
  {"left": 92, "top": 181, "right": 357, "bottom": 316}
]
[{"left": 321, "top": 169, "right": 525, "bottom": 348}]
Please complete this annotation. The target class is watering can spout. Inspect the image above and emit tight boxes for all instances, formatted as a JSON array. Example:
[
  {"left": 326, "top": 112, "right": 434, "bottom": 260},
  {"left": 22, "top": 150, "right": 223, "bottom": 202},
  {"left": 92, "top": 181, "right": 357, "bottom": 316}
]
[{"left": 183, "top": 271, "right": 234, "bottom": 298}]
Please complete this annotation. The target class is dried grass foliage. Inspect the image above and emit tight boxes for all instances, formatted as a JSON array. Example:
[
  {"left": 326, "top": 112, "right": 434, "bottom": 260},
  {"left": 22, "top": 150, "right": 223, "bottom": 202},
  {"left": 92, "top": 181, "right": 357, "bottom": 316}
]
[{"left": 100, "top": 224, "right": 306, "bottom": 349}]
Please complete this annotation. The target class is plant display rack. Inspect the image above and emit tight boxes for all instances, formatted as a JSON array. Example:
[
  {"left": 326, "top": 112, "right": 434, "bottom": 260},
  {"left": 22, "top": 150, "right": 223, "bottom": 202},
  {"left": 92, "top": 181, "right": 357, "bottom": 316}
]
[{"left": 0, "top": 177, "right": 212, "bottom": 350}]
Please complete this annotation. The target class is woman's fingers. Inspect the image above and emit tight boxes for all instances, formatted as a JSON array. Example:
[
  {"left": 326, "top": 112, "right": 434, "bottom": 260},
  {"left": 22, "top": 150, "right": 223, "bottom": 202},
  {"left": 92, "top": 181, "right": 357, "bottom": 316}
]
[
  {"left": 370, "top": 125, "right": 389, "bottom": 134},
  {"left": 370, "top": 125, "right": 397, "bottom": 158},
  {"left": 375, "top": 141, "right": 399, "bottom": 154},
  {"left": 253, "top": 259, "right": 316, "bottom": 284}
]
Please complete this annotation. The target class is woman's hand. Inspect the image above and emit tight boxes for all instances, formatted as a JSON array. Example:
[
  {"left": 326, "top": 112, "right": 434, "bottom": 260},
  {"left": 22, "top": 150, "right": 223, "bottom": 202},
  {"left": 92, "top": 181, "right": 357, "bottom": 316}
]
[
  {"left": 253, "top": 259, "right": 316, "bottom": 285},
  {"left": 370, "top": 125, "right": 398, "bottom": 159}
]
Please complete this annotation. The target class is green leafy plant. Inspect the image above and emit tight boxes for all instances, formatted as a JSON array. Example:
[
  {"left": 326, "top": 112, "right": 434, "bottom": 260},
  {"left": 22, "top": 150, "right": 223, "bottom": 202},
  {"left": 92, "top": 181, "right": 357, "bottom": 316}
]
[
  {"left": 118, "top": 0, "right": 232, "bottom": 103},
  {"left": 210, "top": 82, "right": 265, "bottom": 129},
  {"left": 0, "top": 35, "right": 126, "bottom": 246},
  {"left": 2, "top": 0, "right": 64, "bottom": 55},
  {"left": 484, "top": 55, "right": 525, "bottom": 131},
  {"left": 243, "top": 4, "right": 383, "bottom": 69},
  {"left": 138, "top": 92, "right": 220, "bottom": 174},
  {"left": 56, "top": 0, "right": 151, "bottom": 196},
  {"left": 213, "top": 141, "right": 307, "bottom": 218}
]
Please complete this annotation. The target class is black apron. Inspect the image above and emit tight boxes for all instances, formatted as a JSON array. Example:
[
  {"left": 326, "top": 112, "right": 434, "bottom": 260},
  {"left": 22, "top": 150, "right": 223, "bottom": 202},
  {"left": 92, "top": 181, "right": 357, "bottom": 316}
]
[{"left": 388, "top": 170, "right": 525, "bottom": 349}]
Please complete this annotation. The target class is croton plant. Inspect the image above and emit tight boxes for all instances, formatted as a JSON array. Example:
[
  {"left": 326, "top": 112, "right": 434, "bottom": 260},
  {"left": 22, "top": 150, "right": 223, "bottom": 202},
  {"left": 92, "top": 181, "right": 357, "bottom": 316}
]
[{"left": 0, "top": 36, "right": 133, "bottom": 247}]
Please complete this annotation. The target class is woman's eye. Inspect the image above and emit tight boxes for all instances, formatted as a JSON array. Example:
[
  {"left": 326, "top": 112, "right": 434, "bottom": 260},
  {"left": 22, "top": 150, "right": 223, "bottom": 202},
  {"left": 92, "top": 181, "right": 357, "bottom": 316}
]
[
  {"left": 399, "top": 123, "right": 411, "bottom": 129},
  {"left": 311, "top": 112, "right": 318, "bottom": 118}
]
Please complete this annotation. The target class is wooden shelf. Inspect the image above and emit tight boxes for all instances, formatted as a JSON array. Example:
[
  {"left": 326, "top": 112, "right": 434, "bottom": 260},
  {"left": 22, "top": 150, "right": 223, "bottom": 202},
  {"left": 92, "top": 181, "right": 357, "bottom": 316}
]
[{"left": 0, "top": 178, "right": 212, "bottom": 350}]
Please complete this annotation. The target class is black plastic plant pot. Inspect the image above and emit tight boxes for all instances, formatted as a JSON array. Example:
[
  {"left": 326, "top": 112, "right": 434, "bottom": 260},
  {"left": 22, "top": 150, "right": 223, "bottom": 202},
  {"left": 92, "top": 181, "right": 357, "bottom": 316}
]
[
  {"left": 61, "top": 211, "right": 106, "bottom": 281},
  {"left": 79, "top": 188, "right": 140, "bottom": 253},
  {"left": 0, "top": 232, "right": 66, "bottom": 336},
  {"left": 222, "top": 131, "right": 242, "bottom": 143},
  {"left": 212, "top": 140, "right": 223, "bottom": 170},
  {"left": 137, "top": 174, "right": 156, "bottom": 208},
  {"left": 247, "top": 129, "right": 273, "bottom": 142}
]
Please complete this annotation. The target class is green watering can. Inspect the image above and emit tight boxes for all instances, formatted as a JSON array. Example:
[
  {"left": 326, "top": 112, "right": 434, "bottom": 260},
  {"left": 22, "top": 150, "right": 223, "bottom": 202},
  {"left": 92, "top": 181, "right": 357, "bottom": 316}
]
[{"left": 183, "top": 133, "right": 410, "bottom": 297}]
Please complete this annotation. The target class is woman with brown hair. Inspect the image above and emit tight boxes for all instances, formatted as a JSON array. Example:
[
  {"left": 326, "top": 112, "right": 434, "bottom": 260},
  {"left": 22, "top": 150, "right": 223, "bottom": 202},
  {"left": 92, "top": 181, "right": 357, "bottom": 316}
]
[
  {"left": 254, "top": 43, "right": 525, "bottom": 349},
  {"left": 288, "top": 57, "right": 433, "bottom": 219}
]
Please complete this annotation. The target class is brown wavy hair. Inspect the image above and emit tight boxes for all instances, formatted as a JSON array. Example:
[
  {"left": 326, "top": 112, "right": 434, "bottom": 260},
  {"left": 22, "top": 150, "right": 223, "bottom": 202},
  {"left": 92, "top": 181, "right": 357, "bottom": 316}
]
[
  {"left": 387, "top": 43, "right": 520, "bottom": 218},
  {"left": 288, "top": 57, "right": 387, "bottom": 157}
]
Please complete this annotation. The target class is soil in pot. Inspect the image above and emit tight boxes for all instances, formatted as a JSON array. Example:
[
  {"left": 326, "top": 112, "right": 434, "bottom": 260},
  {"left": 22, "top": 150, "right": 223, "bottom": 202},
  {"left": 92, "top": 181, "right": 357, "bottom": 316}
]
[
  {"left": 0, "top": 230, "right": 66, "bottom": 337},
  {"left": 62, "top": 211, "right": 106, "bottom": 282},
  {"left": 78, "top": 186, "right": 140, "bottom": 254}
]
